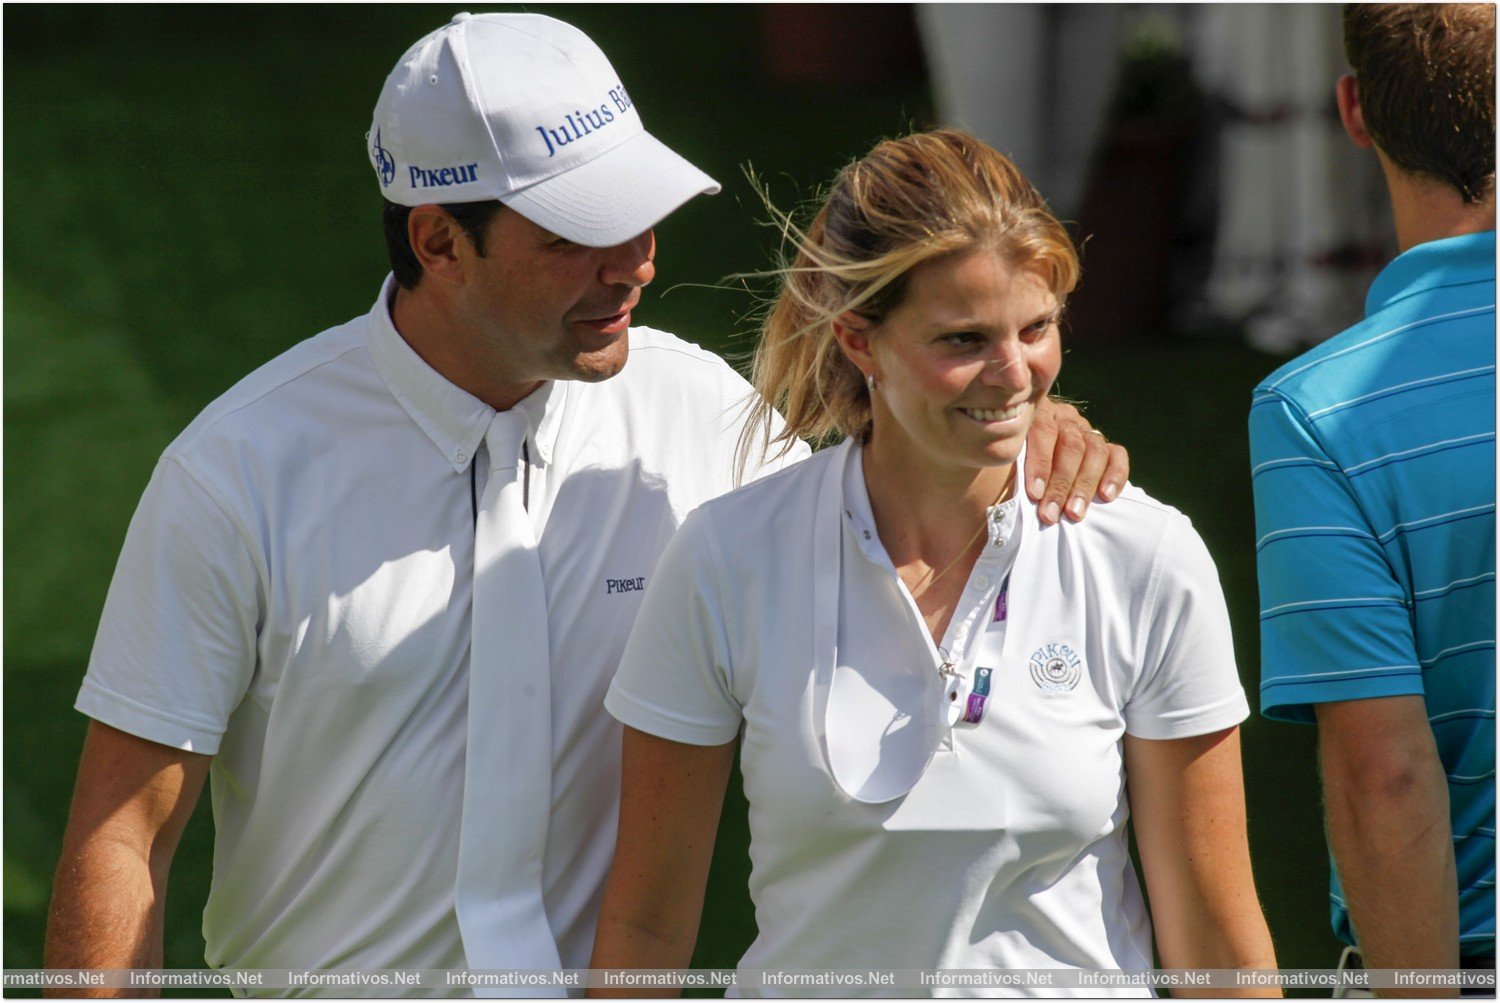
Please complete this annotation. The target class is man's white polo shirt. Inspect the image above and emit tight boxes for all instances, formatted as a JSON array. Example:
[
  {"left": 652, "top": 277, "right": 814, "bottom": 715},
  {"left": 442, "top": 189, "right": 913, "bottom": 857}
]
[
  {"left": 77, "top": 276, "right": 800, "bottom": 986},
  {"left": 607, "top": 440, "right": 1248, "bottom": 994}
]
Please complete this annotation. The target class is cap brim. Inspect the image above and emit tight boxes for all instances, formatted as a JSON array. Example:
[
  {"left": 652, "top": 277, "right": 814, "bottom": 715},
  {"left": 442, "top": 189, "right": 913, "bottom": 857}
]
[{"left": 500, "top": 130, "right": 720, "bottom": 247}]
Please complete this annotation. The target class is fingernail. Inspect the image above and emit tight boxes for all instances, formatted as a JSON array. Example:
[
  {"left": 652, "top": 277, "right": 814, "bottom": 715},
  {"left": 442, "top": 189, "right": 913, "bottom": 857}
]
[
  {"left": 1102, "top": 482, "right": 1119, "bottom": 501},
  {"left": 1042, "top": 500, "right": 1061, "bottom": 523},
  {"left": 1031, "top": 478, "right": 1045, "bottom": 499},
  {"left": 1067, "top": 496, "right": 1085, "bottom": 520}
]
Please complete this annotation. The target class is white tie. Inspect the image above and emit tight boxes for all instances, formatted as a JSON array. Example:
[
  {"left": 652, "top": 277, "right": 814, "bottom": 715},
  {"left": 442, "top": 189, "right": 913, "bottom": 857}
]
[{"left": 455, "top": 411, "right": 562, "bottom": 988}]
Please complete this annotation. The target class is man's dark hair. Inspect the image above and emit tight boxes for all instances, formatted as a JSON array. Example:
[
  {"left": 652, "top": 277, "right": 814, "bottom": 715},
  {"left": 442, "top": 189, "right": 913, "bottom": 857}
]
[
  {"left": 383, "top": 200, "right": 508, "bottom": 289},
  {"left": 1343, "top": 3, "right": 1495, "bottom": 203}
]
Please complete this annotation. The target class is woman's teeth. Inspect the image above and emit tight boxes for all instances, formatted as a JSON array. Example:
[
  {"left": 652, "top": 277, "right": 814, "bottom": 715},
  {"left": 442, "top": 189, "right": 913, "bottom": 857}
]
[{"left": 962, "top": 405, "right": 1022, "bottom": 422}]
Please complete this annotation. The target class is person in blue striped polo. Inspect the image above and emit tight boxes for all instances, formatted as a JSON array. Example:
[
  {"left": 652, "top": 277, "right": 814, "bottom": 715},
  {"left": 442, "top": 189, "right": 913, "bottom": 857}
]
[{"left": 1251, "top": 3, "right": 1495, "bottom": 983}]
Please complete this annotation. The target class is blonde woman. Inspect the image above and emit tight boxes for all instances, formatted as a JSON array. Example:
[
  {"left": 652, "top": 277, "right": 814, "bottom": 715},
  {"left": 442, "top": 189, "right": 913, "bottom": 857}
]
[{"left": 591, "top": 130, "right": 1277, "bottom": 995}]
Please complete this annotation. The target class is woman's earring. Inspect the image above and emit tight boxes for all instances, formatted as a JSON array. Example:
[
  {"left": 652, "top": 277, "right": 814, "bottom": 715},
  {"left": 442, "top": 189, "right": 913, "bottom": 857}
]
[{"left": 866, "top": 372, "right": 876, "bottom": 393}]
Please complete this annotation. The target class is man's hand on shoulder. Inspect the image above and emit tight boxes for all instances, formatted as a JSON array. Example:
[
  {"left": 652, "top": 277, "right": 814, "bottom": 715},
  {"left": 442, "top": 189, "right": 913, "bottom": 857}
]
[{"left": 1025, "top": 397, "right": 1129, "bottom": 524}]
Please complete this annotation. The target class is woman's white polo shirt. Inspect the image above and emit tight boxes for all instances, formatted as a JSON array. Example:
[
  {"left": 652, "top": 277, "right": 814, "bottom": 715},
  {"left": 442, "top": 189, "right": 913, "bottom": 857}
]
[{"left": 606, "top": 439, "right": 1249, "bottom": 994}]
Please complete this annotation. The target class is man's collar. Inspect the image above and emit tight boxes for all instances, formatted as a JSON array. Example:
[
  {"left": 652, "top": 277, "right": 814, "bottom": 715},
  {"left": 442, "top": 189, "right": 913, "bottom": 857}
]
[
  {"left": 365, "top": 274, "right": 568, "bottom": 472},
  {"left": 1367, "top": 231, "right": 1496, "bottom": 316},
  {"left": 509, "top": 378, "right": 565, "bottom": 467}
]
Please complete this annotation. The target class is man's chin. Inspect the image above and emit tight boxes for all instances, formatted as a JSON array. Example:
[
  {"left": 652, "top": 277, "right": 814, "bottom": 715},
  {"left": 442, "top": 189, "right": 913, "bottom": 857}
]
[{"left": 563, "top": 336, "right": 629, "bottom": 383}]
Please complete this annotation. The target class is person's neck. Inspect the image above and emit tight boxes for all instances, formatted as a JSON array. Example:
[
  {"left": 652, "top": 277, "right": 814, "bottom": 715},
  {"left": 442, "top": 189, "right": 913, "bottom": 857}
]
[
  {"left": 1380, "top": 152, "right": 1496, "bottom": 253},
  {"left": 859, "top": 433, "right": 1016, "bottom": 564},
  {"left": 391, "top": 283, "right": 541, "bottom": 412}
]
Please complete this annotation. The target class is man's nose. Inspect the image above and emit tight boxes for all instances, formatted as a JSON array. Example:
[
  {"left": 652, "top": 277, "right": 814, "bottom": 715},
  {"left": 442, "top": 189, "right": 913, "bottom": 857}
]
[{"left": 600, "top": 230, "right": 656, "bottom": 288}]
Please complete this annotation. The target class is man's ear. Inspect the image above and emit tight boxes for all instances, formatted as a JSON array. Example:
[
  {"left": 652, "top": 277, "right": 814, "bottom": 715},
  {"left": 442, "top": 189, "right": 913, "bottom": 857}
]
[
  {"left": 407, "top": 205, "right": 465, "bottom": 286},
  {"left": 1336, "top": 74, "right": 1376, "bottom": 149},
  {"left": 831, "top": 312, "right": 877, "bottom": 380}
]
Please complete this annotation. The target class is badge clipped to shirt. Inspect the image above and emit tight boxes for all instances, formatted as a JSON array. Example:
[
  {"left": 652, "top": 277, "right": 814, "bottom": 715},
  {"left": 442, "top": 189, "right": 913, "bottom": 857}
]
[{"left": 962, "top": 666, "right": 993, "bottom": 725}]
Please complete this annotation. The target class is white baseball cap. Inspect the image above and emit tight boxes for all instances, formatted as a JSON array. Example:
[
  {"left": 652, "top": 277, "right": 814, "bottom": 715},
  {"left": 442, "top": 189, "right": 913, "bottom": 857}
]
[{"left": 369, "top": 12, "right": 720, "bottom": 247}]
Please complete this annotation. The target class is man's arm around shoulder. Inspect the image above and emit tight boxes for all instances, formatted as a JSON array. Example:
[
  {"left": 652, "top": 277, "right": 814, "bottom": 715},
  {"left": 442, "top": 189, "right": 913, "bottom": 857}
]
[
  {"left": 45, "top": 721, "right": 210, "bottom": 998},
  {"left": 1317, "top": 695, "right": 1459, "bottom": 995}
]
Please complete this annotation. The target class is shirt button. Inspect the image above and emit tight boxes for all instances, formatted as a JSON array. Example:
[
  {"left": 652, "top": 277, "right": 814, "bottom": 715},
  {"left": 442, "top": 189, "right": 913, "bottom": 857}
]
[
  {"left": 973, "top": 575, "right": 992, "bottom": 591},
  {"left": 456, "top": 449, "right": 467, "bottom": 463}
]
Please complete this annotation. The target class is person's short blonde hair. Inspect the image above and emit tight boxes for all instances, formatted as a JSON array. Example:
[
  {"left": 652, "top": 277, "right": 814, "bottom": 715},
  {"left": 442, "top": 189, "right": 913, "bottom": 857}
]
[{"left": 740, "top": 129, "right": 1080, "bottom": 468}]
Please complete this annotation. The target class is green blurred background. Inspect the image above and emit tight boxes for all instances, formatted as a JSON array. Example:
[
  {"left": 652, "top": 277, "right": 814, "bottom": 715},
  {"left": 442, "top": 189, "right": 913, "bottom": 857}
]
[{"left": 6, "top": 2, "right": 1342, "bottom": 989}]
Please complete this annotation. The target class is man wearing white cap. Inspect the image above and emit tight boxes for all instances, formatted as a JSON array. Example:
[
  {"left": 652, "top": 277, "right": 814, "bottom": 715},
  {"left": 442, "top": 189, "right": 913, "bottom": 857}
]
[{"left": 44, "top": 12, "right": 1126, "bottom": 992}]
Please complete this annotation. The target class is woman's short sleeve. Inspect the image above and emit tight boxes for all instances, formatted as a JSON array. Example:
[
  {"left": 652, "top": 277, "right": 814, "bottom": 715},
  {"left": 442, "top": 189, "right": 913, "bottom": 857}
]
[{"left": 1124, "top": 513, "right": 1251, "bottom": 739}]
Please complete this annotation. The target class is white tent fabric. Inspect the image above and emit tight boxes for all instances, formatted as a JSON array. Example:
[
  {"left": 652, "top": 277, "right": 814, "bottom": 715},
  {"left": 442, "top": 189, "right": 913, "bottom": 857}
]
[{"left": 917, "top": 4, "right": 1392, "bottom": 350}]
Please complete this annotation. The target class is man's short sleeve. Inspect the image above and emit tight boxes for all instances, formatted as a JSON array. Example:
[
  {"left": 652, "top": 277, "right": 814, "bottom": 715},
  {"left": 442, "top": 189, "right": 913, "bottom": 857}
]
[
  {"left": 1250, "top": 392, "right": 1422, "bottom": 723},
  {"left": 1124, "top": 512, "right": 1251, "bottom": 739},
  {"left": 605, "top": 507, "right": 744, "bottom": 746},
  {"left": 76, "top": 454, "right": 263, "bottom": 753}
]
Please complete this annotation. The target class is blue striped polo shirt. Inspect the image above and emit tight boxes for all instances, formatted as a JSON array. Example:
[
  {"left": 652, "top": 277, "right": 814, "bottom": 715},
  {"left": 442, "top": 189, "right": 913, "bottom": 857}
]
[{"left": 1251, "top": 231, "right": 1496, "bottom": 957}]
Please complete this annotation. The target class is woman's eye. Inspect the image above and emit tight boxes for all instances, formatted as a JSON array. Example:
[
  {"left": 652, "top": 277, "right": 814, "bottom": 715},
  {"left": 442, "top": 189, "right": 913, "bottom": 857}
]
[
  {"left": 1020, "top": 317, "right": 1056, "bottom": 341},
  {"left": 942, "top": 331, "right": 982, "bottom": 347}
]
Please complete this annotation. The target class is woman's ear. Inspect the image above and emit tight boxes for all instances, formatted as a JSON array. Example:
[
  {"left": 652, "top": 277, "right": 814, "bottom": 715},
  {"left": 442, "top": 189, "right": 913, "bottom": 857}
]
[{"left": 831, "top": 312, "right": 876, "bottom": 378}]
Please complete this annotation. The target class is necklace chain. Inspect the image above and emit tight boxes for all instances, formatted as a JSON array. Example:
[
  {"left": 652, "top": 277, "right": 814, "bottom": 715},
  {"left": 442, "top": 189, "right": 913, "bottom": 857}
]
[{"left": 906, "top": 468, "right": 1015, "bottom": 601}]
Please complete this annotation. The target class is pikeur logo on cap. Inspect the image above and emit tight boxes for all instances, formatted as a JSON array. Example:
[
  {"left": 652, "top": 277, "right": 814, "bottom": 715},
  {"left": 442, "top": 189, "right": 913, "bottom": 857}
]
[
  {"left": 407, "top": 162, "right": 481, "bottom": 190},
  {"left": 370, "top": 118, "right": 482, "bottom": 192}
]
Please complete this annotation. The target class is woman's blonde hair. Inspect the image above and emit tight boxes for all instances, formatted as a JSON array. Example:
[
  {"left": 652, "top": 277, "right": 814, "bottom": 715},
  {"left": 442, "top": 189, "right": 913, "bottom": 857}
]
[{"left": 739, "top": 128, "right": 1081, "bottom": 469}]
